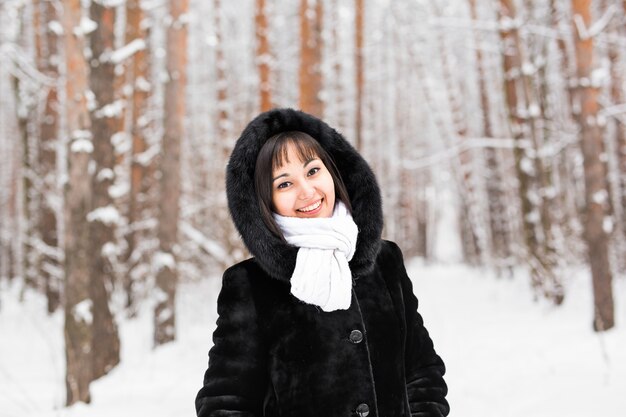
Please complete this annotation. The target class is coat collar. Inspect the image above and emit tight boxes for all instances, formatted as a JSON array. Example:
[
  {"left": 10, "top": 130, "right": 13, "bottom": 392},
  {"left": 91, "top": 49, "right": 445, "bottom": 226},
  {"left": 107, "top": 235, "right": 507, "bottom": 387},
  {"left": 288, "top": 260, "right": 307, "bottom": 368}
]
[{"left": 226, "top": 108, "right": 383, "bottom": 283}]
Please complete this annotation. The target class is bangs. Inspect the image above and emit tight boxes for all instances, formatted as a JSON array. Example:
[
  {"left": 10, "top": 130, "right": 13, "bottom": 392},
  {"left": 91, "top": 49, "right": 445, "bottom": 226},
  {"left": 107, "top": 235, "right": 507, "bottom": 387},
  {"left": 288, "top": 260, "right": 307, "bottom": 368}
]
[{"left": 271, "top": 132, "right": 321, "bottom": 169}]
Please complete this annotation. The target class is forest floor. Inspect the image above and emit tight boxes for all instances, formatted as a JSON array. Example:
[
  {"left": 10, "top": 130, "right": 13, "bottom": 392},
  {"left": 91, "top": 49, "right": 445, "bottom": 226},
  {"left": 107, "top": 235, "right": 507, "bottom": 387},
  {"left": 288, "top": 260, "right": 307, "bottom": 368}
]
[{"left": 1, "top": 260, "right": 625, "bottom": 417}]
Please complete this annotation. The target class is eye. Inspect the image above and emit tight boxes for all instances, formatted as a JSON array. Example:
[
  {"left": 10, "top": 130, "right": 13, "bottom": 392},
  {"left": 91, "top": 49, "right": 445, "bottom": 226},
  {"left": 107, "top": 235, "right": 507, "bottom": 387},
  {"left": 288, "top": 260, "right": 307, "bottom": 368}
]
[
  {"left": 307, "top": 167, "right": 320, "bottom": 176},
  {"left": 277, "top": 181, "right": 291, "bottom": 189}
]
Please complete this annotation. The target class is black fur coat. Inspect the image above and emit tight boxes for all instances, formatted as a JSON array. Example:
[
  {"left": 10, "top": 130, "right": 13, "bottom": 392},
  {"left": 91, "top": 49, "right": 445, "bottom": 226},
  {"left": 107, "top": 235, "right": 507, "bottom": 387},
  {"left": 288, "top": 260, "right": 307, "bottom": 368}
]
[{"left": 195, "top": 109, "right": 449, "bottom": 417}]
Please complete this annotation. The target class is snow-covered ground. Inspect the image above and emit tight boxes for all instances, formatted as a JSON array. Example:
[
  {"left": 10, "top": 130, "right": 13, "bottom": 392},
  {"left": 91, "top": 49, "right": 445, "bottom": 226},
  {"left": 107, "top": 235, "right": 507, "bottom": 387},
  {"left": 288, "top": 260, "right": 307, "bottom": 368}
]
[{"left": 1, "top": 261, "right": 624, "bottom": 417}]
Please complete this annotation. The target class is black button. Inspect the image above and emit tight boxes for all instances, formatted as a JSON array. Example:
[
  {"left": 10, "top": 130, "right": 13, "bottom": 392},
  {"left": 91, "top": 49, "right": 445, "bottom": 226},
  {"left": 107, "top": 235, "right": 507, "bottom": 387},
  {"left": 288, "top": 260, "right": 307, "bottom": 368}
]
[
  {"left": 356, "top": 403, "right": 369, "bottom": 417},
  {"left": 349, "top": 329, "right": 363, "bottom": 343}
]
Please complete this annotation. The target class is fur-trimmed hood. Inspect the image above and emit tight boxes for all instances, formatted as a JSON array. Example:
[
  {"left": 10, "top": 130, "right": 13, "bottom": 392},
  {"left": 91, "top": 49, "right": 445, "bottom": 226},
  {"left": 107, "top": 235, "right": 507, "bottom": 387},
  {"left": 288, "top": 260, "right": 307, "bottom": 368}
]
[{"left": 226, "top": 108, "right": 383, "bottom": 283}]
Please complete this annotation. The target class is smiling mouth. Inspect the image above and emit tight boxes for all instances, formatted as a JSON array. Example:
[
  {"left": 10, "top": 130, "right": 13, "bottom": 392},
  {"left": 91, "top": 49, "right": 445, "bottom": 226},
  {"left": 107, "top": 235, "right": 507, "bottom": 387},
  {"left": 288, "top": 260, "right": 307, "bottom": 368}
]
[{"left": 297, "top": 199, "right": 323, "bottom": 213}]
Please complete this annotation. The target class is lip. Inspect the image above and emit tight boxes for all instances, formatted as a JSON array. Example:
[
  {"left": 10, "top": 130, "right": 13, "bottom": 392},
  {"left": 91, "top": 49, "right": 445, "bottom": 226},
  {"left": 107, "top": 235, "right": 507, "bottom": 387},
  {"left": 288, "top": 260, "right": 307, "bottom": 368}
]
[{"left": 296, "top": 198, "right": 323, "bottom": 216}]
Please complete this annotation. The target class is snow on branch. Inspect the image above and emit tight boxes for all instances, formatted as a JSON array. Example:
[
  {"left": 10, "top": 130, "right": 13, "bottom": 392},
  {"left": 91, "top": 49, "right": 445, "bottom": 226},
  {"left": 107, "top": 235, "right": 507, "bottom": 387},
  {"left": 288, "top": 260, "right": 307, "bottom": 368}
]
[
  {"left": 180, "top": 222, "right": 231, "bottom": 263},
  {"left": 574, "top": 5, "right": 617, "bottom": 41},
  {"left": 154, "top": 251, "right": 176, "bottom": 272},
  {"left": 74, "top": 16, "right": 98, "bottom": 36},
  {"left": 401, "top": 132, "right": 579, "bottom": 171},
  {"left": 70, "top": 130, "right": 94, "bottom": 153},
  {"left": 402, "top": 137, "right": 524, "bottom": 170},
  {"left": 32, "top": 237, "right": 64, "bottom": 261},
  {"left": 427, "top": 15, "right": 626, "bottom": 49},
  {"left": 135, "top": 144, "right": 160, "bottom": 167},
  {"left": 0, "top": 43, "right": 55, "bottom": 86},
  {"left": 94, "top": 99, "right": 125, "bottom": 119},
  {"left": 72, "top": 299, "right": 93, "bottom": 325},
  {"left": 600, "top": 103, "right": 626, "bottom": 119},
  {"left": 93, "top": 0, "right": 125, "bottom": 7},
  {"left": 110, "top": 39, "right": 146, "bottom": 64},
  {"left": 87, "top": 205, "right": 121, "bottom": 226},
  {"left": 48, "top": 20, "right": 63, "bottom": 35},
  {"left": 42, "top": 261, "right": 64, "bottom": 281}
]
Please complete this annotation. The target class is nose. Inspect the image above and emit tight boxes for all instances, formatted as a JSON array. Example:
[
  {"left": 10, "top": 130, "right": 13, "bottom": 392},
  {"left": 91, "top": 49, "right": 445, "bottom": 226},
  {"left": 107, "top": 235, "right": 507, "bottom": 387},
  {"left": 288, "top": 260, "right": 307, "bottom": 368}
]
[{"left": 298, "top": 181, "right": 315, "bottom": 200}]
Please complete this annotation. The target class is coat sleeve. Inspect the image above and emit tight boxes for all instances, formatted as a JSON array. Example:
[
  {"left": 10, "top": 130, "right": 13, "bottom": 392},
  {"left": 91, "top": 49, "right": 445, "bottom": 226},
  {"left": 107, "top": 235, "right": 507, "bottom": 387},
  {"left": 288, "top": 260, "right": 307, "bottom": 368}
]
[
  {"left": 389, "top": 241, "right": 449, "bottom": 417},
  {"left": 195, "top": 265, "right": 268, "bottom": 417}
]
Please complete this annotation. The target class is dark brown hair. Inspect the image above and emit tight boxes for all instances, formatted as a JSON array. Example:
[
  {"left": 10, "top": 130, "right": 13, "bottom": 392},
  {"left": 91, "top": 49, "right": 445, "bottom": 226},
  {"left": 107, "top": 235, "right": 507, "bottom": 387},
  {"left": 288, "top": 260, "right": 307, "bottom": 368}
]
[{"left": 254, "top": 131, "right": 352, "bottom": 239}]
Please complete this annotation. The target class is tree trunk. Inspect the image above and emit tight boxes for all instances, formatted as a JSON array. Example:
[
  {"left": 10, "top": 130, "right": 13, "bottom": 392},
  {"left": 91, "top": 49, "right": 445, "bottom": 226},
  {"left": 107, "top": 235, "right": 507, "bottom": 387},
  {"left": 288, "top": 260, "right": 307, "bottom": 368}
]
[
  {"left": 571, "top": 0, "right": 614, "bottom": 331},
  {"left": 124, "top": 0, "right": 152, "bottom": 316},
  {"left": 435, "top": 4, "right": 483, "bottom": 265},
  {"left": 14, "top": 75, "right": 38, "bottom": 291},
  {"left": 155, "top": 0, "right": 188, "bottom": 346},
  {"left": 34, "top": 0, "right": 62, "bottom": 313},
  {"left": 215, "top": 0, "right": 229, "bottom": 149},
  {"left": 62, "top": 0, "right": 94, "bottom": 405},
  {"left": 605, "top": 1, "right": 626, "bottom": 270},
  {"left": 355, "top": 0, "right": 364, "bottom": 150},
  {"left": 498, "top": 0, "right": 561, "bottom": 302},
  {"left": 299, "top": 0, "right": 323, "bottom": 117},
  {"left": 550, "top": 0, "right": 582, "bottom": 260},
  {"left": 523, "top": 0, "right": 563, "bottom": 303},
  {"left": 256, "top": 0, "right": 272, "bottom": 111},
  {"left": 2, "top": 74, "right": 21, "bottom": 283},
  {"left": 88, "top": 0, "right": 121, "bottom": 379},
  {"left": 469, "top": 0, "right": 511, "bottom": 267},
  {"left": 210, "top": 0, "right": 239, "bottom": 266}
]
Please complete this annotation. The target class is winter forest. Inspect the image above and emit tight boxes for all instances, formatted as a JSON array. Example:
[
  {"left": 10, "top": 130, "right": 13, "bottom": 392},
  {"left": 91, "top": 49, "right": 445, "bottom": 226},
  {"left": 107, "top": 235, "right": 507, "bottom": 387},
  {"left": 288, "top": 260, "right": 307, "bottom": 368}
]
[{"left": 1, "top": 0, "right": 625, "bottom": 415}]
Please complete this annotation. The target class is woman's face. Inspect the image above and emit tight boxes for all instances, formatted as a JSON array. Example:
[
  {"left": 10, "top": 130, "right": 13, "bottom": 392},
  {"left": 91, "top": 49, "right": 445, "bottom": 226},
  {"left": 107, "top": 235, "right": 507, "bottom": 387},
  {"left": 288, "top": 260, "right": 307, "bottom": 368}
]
[{"left": 271, "top": 143, "right": 336, "bottom": 218}]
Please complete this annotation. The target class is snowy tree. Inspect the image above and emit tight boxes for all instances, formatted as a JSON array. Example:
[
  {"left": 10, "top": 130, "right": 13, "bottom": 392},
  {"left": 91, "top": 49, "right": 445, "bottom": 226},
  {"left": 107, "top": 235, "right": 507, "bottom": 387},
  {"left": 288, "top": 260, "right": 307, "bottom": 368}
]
[
  {"left": 299, "top": 0, "right": 323, "bottom": 116},
  {"left": 34, "top": 0, "right": 62, "bottom": 314},
  {"left": 256, "top": 0, "right": 272, "bottom": 111},
  {"left": 154, "top": 0, "right": 188, "bottom": 346},
  {"left": 62, "top": 0, "right": 95, "bottom": 404},
  {"left": 87, "top": 0, "right": 121, "bottom": 379},
  {"left": 571, "top": 0, "right": 614, "bottom": 331}
]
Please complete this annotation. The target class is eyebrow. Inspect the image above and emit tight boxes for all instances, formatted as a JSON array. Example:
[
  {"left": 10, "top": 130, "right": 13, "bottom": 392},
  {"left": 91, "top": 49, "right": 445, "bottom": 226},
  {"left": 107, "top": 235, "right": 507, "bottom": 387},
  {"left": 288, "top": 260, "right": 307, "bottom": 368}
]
[{"left": 272, "top": 158, "right": 318, "bottom": 182}]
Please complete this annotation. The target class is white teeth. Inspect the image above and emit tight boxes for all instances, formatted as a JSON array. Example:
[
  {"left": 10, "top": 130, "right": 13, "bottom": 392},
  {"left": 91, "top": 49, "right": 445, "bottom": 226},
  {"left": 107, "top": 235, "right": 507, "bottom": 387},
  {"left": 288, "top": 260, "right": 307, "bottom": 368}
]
[{"left": 298, "top": 200, "right": 322, "bottom": 212}]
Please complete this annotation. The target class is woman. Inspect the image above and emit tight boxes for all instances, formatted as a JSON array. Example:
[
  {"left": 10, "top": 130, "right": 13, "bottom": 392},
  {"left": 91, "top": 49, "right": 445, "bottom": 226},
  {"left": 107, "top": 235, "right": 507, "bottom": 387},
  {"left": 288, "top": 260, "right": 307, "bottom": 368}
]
[{"left": 196, "top": 108, "right": 449, "bottom": 417}]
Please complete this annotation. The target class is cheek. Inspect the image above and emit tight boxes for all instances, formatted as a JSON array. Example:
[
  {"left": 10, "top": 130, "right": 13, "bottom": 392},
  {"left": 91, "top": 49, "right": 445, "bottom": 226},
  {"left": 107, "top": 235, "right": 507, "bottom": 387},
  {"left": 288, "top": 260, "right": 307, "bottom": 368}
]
[
  {"left": 272, "top": 191, "right": 293, "bottom": 215},
  {"left": 325, "top": 175, "right": 336, "bottom": 198}
]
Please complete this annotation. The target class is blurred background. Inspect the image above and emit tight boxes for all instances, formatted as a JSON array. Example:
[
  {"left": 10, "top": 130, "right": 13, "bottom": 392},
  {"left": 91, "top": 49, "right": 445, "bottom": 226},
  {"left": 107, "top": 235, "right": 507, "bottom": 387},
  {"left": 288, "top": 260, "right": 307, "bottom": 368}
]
[{"left": 0, "top": 0, "right": 624, "bottom": 416}]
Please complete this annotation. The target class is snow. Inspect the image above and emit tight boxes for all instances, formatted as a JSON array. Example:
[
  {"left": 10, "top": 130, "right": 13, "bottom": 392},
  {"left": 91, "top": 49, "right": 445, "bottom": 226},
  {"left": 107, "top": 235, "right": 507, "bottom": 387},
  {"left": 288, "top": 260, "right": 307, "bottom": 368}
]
[
  {"left": 70, "top": 138, "right": 94, "bottom": 154},
  {"left": 591, "top": 67, "right": 609, "bottom": 88},
  {"left": 136, "top": 145, "right": 160, "bottom": 167},
  {"left": 96, "top": 168, "right": 114, "bottom": 182},
  {"left": 153, "top": 251, "right": 176, "bottom": 272},
  {"left": 94, "top": 100, "right": 124, "bottom": 119},
  {"left": 48, "top": 21, "right": 63, "bottom": 36},
  {"left": 521, "top": 61, "right": 535, "bottom": 76},
  {"left": 102, "top": 242, "right": 118, "bottom": 258},
  {"left": 73, "top": 299, "right": 93, "bottom": 325},
  {"left": 111, "top": 132, "right": 131, "bottom": 154},
  {"left": 1, "top": 263, "right": 625, "bottom": 417},
  {"left": 528, "top": 103, "right": 541, "bottom": 118},
  {"left": 498, "top": 16, "right": 520, "bottom": 32},
  {"left": 153, "top": 287, "right": 169, "bottom": 304},
  {"left": 71, "top": 130, "right": 93, "bottom": 141},
  {"left": 520, "top": 156, "right": 534, "bottom": 176},
  {"left": 592, "top": 189, "right": 608, "bottom": 205},
  {"left": 86, "top": 205, "right": 121, "bottom": 226},
  {"left": 93, "top": 0, "right": 125, "bottom": 7},
  {"left": 205, "top": 34, "right": 218, "bottom": 47},
  {"left": 524, "top": 210, "right": 541, "bottom": 224},
  {"left": 74, "top": 17, "right": 98, "bottom": 37},
  {"left": 135, "top": 76, "right": 151, "bottom": 92},
  {"left": 157, "top": 307, "right": 173, "bottom": 323},
  {"left": 180, "top": 222, "right": 230, "bottom": 262},
  {"left": 108, "top": 182, "right": 129, "bottom": 199},
  {"left": 110, "top": 39, "right": 146, "bottom": 64}
]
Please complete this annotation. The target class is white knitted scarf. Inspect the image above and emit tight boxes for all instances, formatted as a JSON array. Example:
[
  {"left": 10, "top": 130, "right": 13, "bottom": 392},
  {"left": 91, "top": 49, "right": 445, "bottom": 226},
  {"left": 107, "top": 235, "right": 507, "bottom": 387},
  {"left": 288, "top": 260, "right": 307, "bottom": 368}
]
[{"left": 273, "top": 201, "right": 359, "bottom": 312}]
